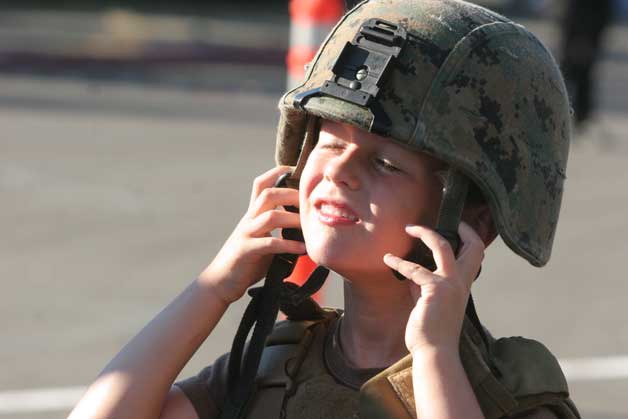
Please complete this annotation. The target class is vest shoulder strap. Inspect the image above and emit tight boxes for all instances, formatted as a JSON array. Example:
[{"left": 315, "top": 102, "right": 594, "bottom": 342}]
[
  {"left": 243, "top": 309, "right": 341, "bottom": 419},
  {"left": 360, "top": 317, "right": 581, "bottom": 419}
]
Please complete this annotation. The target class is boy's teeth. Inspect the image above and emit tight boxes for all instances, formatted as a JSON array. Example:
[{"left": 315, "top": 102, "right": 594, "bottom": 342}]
[{"left": 320, "top": 204, "right": 357, "bottom": 221}]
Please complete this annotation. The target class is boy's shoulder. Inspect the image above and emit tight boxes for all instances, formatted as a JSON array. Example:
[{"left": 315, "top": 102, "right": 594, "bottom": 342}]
[
  {"left": 462, "top": 319, "right": 580, "bottom": 418},
  {"left": 483, "top": 333, "right": 567, "bottom": 399},
  {"left": 358, "top": 318, "right": 581, "bottom": 419}
]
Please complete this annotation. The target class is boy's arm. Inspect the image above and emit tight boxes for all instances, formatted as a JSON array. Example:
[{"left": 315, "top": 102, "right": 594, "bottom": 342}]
[
  {"left": 411, "top": 347, "right": 484, "bottom": 419},
  {"left": 68, "top": 166, "right": 304, "bottom": 419},
  {"left": 159, "top": 387, "right": 201, "bottom": 419},
  {"left": 384, "top": 223, "right": 487, "bottom": 419},
  {"left": 68, "top": 277, "right": 229, "bottom": 419}
]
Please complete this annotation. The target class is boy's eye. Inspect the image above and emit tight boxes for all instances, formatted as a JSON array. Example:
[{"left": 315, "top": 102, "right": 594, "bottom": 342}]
[
  {"left": 374, "top": 157, "right": 401, "bottom": 173},
  {"left": 317, "top": 141, "right": 343, "bottom": 150}
]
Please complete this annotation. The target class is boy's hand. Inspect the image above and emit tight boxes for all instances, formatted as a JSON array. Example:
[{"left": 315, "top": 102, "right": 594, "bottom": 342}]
[
  {"left": 199, "top": 166, "right": 306, "bottom": 305},
  {"left": 383, "top": 222, "right": 484, "bottom": 355}
]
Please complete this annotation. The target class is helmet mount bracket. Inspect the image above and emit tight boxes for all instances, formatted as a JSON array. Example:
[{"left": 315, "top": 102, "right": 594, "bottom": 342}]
[{"left": 293, "top": 18, "right": 407, "bottom": 136}]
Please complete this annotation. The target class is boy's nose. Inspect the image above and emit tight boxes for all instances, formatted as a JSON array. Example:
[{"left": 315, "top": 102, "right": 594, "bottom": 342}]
[{"left": 323, "top": 152, "right": 361, "bottom": 191}]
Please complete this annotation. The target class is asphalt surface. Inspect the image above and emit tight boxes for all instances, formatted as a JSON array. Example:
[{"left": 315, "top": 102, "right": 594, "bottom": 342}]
[{"left": 2, "top": 10, "right": 628, "bottom": 419}]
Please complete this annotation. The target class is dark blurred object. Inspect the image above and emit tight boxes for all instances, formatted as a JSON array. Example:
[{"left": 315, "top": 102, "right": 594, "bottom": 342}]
[
  {"left": 560, "top": 0, "right": 614, "bottom": 126},
  {"left": 506, "top": 0, "right": 550, "bottom": 17},
  {"left": 344, "top": 0, "right": 361, "bottom": 10},
  {"left": 3, "top": 0, "right": 287, "bottom": 15}
]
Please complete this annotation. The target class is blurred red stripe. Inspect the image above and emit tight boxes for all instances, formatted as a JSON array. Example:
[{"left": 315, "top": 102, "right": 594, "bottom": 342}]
[
  {"left": 286, "top": 47, "right": 318, "bottom": 78},
  {"left": 290, "top": 0, "right": 345, "bottom": 24}
]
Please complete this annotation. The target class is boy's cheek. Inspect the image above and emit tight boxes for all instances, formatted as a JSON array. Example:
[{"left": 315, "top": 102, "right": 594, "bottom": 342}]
[{"left": 298, "top": 174, "right": 318, "bottom": 206}]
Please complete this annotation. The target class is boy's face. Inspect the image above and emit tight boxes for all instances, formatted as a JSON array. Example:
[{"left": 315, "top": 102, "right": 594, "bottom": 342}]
[{"left": 299, "top": 119, "right": 445, "bottom": 279}]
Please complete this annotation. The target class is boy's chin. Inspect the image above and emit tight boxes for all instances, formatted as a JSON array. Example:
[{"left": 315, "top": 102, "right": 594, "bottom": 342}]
[
  {"left": 307, "top": 246, "right": 386, "bottom": 278},
  {"left": 305, "top": 246, "right": 338, "bottom": 269}
]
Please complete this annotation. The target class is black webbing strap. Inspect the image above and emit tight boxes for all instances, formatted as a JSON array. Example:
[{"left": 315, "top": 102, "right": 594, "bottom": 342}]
[
  {"left": 221, "top": 169, "right": 329, "bottom": 419},
  {"left": 465, "top": 294, "right": 490, "bottom": 351},
  {"left": 221, "top": 263, "right": 331, "bottom": 419},
  {"left": 437, "top": 169, "right": 490, "bottom": 351},
  {"left": 435, "top": 168, "right": 469, "bottom": 252},
  {"left": 222, "top": 256, "right": 293, "bottom": 419},
  {"left": 281, "top": 266, "right": 329, "bottom": 307},
  {"left": 223, "top": 119, "right": 325, "bottom": 415}
]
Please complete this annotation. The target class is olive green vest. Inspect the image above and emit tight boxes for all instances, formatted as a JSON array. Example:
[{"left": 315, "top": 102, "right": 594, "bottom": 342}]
[{"left": 242, "top": 310, "right": 580, "bottom": 419}]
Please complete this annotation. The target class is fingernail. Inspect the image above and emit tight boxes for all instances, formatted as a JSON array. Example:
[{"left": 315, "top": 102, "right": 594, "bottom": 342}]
[{"left": 383, "top": 253, "right": 398, "bottom": 263}]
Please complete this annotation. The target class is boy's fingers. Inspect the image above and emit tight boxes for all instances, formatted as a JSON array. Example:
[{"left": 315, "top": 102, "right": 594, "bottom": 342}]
[
  {"left": 249, "top": 237, "right": 306, "bottom": 256},
  {"left": 404, "top": 225, "right": 455, "bottom": 273},
  {"left": 246, "top": 210, "right": 301, "bottom": 237},
  {"left": 383, "top": 253, "right": 434, "bottom": 286},
  {"left": 455, "top": 222, "right": 485, "bottom": 279},
  {"left": 249, "top": 188, "right": 300, "bottom": 217},
  {"left": 249, "top": 166, "right": 295, "bottom": 207}
]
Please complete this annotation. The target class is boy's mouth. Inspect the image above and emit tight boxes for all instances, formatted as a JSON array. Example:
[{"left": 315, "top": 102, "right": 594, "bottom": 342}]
[{"left": 314, "top": 199, "right": 359, "bottom": 225}]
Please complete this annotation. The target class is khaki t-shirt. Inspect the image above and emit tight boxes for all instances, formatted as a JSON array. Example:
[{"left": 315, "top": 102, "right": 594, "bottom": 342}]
[{"left": 176, "top": 315, "right": 559, "bottom": 419}]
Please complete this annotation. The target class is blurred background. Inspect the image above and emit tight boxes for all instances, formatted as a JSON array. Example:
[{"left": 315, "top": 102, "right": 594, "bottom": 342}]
[{"left": 2, "top": 0, "right": 628, "bottom": 418}]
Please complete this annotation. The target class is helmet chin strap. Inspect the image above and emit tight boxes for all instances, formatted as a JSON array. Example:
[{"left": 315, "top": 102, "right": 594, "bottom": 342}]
[
  {"left": 222, "top": 119, "right": 327, "bottom": 419},
  {"left": 436, "top": 168, "right": 469, "bottom": 252},
  {"left": 391, "top": 168, "right": 469, "bottom": 277},
  {"left": 278, "top": 116, "right": 333, "bottom": 318},
  {"left": 395, "top": 168, "right": 489, "bottom": 349},
  {"left": 284, "top": 116, "right": 320, "bottom": 189}
]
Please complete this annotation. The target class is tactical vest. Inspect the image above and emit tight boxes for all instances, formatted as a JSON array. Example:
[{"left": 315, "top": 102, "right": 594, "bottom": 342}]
[{"left": 240, "top": 309, "right": 580, "bottom": 419}]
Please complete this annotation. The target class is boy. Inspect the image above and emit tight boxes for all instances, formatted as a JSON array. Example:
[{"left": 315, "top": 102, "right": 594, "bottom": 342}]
[{"left": 69, "top": 1, "right": 579, "bottom": 418}]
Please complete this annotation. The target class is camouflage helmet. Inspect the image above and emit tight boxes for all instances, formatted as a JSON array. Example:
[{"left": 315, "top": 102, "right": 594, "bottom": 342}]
[{"left": 275, "top": 0, "right": 571, "bottom": 267}]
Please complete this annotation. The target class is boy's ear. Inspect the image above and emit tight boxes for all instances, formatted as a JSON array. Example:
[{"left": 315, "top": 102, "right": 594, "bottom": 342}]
[{"left": 462, "top": 204, "right": 497, "bottom": 247}]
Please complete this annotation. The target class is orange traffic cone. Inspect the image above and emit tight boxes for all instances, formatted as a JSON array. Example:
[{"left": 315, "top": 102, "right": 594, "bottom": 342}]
[{"left": 286, "top": 0, "right": 345, "bottom": 89}]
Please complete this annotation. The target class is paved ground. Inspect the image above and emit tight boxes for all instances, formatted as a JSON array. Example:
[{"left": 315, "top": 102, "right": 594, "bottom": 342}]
[{"left": 1, "top": 8, "right": 628, "bottom": 419}]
